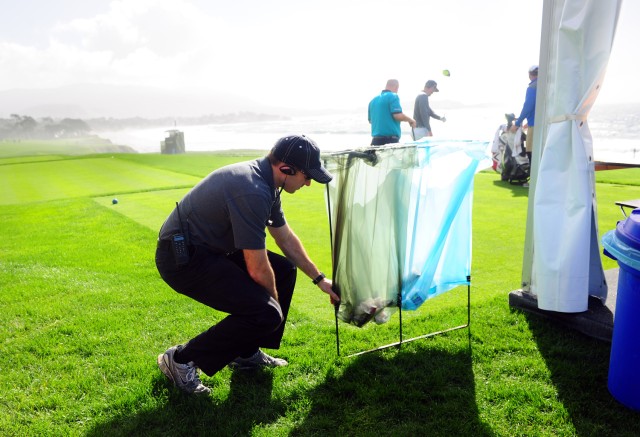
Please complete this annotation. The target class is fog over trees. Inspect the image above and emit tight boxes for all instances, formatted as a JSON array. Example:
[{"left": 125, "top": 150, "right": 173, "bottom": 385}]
[
  {"left": 0, "top": 111, "right": 288, "bottom": 140},
  {"left": 0, "top": 114, "right": 90, "bottom": 139}
]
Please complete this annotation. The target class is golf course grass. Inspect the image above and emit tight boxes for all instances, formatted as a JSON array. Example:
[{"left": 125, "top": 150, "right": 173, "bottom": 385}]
[{"left": 1, "top": 144, "right": 638, "bottom": 436}]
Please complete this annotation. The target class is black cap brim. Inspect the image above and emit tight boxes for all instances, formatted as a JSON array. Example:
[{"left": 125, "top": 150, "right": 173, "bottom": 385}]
[{"left": 306, "top": 167, "right": 333, "bottom": 184}]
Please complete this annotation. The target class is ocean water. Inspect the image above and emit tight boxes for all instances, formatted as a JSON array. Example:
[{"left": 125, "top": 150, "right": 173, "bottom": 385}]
[{"left": 97, "top": 104, "right": 640, "bottom": 164}]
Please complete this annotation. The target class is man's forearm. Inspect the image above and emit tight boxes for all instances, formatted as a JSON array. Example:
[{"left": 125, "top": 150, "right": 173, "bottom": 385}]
[
  {"left": 279, "top": 234, "right": 321, "bottom": 280},
  {"left": 393, "top": 112, "right": 416, "bottom": 127}
]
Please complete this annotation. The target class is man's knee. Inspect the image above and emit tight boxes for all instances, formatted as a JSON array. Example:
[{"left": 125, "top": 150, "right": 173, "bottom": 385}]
[{"left": 253, "top": 299, "right": 284, "bottom": 332}]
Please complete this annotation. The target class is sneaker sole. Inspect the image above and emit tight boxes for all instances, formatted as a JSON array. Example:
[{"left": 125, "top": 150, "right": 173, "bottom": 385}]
[
  {"left": 157, "top": 353, "right": 176, "bottom": 384},
  {"left": 158, "top": 353, "right": 211, "bottom": 395},
  {"left": 228, "top": 362, "right": 261, "bottom": 371},
  {"left": 228, "top": 360, "right": 288, "bottom": 371}
]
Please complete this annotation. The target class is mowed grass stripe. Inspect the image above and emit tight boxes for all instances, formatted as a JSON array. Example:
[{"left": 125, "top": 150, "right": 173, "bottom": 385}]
[
  {"left": 116, "top": 152, "right": 264, "bottom": 178},
  {"left": 0, "top": 157, "right": 201, "bottom": 205},
  {"left": 0, "top": 155, "right": 68, "bottom": 166},
  {"left": 94, "top": 188, "right": 191, "bottom": 231}
]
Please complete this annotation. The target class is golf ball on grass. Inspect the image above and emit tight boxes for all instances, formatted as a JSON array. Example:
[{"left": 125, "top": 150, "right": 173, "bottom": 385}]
[{"left": 112, "top": 198, "right": 118, "bottom": 204}]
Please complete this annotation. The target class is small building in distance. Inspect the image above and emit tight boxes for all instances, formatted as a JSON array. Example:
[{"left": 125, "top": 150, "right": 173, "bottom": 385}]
[{"left": 161, "top": 129, "right": 185, "bottom": 154}]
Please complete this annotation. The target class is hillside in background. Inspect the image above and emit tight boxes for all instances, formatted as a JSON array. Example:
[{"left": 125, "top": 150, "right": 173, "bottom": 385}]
[{"left": 0, "top": 84, "right": 301, "bottom": 119}]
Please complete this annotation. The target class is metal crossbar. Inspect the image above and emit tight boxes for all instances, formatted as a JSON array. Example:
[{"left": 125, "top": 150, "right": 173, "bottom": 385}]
[{"left": 334, "top": 278, "right": 471, "bottom": 358}]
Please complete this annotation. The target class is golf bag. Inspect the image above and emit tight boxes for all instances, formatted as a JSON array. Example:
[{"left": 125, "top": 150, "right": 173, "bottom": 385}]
[{"left": 491, "top": 123, "right": 530, "bottom": 185}]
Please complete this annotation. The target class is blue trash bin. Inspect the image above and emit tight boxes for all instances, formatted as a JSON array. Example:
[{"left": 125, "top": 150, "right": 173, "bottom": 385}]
[{"left": 602, "top": 208, "right": 640, "bottom": 411}]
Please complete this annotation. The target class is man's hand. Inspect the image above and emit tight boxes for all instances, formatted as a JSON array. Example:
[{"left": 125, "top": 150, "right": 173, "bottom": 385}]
[
  {"left": 243, "top": 249, "right": 278, "bottom": 301},
  {"left": 316, "top": 277, "right": 340, "bottom": 305}
]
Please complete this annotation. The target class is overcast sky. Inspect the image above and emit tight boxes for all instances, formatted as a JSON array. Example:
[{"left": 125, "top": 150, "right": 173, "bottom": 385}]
[{"left": 1, "top": 0, "right": 638, "bottom": 113}]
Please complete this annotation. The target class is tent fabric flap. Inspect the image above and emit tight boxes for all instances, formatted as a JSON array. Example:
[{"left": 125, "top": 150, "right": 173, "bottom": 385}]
[
  {"left": 324, "top": 140, "right": 487, "bottom": 327},
  {"left": 532, "top": 0, "right": 621, "bottom": 312}
]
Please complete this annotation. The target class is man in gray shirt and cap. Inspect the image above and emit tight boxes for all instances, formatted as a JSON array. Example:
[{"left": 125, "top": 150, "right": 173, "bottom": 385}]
[
  {"left": 412, "top": 80, "right": 446, "bottom": 140},
  {"left": 156, "top": 134, "right": 339, "bottom": 395}
]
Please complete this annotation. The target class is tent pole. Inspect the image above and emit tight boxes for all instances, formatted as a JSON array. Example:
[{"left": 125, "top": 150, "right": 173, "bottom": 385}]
[
  {"left": 467, "top": 275, "right": 471, "bottom": 327},
  {"left": 335, "top": 305, "right": 341, "bottom": 357},
  {"left": 398, "top": 289, "right": 403, "bottom": 348},
  {"left": 324, "top": 174, "right": 341, "bottom": 357}
]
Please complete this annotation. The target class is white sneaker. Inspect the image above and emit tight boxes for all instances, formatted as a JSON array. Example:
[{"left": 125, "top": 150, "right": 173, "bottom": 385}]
[
  {"left": 229, "top": 349, "right": 288, "bottom": 370},
  {"left": 157, "top": 346, "right": 210, "bottom": 395}
]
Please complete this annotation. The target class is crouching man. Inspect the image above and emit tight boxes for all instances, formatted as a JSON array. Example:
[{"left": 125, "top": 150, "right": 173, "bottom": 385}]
[{"left": 155, "top": 135, "right": 339, "bottom": 395}]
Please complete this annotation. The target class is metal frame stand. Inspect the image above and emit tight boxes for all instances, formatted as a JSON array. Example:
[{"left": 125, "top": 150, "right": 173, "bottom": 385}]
[
  {"left": 334, "top": 277, "right": 471, "bottom": 358},
  {"left": 323, "top": 161, "right": 471, "bottom": 359}
]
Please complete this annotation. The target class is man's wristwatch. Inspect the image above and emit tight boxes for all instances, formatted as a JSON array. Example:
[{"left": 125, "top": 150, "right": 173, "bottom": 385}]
[{"left": 312, "top": 272, "right": 325, "bottom": 285}]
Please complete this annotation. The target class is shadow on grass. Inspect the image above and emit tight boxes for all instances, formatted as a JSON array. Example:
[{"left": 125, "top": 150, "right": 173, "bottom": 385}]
[
  {"left": 492, "top": 179, "right": 529, "bottom": 196},
  {"left": 86, "top": 340, "right": 493, "bottom": 436},
  {"left": 523, "top": 313, "right": 639, "bottom": 436},
  {"left": 86, "top": 369, "right": 283, "bottom": 437},
  {"left": 290, "top": 343, "right": 494, "bottom": 436}
]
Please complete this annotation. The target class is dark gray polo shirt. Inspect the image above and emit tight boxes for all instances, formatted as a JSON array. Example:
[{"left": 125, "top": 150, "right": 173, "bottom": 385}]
[{"left": 159, "top": 157, "right": 285, "bottom": 253}]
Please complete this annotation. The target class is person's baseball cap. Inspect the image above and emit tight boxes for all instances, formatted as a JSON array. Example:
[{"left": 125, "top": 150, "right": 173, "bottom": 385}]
[
  {"left": 271, "top": 135, "right": 333, "bottom": 184},
  {"left": 529, "top": 65, "right": 539, "bottom": 74},
  {"left": 425, "top": 80, "right": 439, "bottom": 92}
]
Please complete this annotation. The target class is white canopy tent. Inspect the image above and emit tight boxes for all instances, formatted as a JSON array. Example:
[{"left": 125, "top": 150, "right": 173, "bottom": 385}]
[{"left": 522, "top": 0, "right": 623, "bottom": 312}]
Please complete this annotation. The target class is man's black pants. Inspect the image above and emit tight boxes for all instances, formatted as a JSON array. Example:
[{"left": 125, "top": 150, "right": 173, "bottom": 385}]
[{"left": 156, "top": 243, "right": 296, "bottom": 376}]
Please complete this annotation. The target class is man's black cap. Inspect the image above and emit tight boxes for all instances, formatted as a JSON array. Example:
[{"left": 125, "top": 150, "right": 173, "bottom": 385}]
[{"left": 271, "top": 135, "right": 333, "bottom": 184}]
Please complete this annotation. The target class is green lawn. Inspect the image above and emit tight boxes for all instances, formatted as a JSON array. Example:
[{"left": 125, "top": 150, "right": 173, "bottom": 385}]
[
  {"left": 1, "top": 145, "right": 639, "bottom": 436},
  {"left": 0, "top": 156, "right": 201, "bottom": 205}
]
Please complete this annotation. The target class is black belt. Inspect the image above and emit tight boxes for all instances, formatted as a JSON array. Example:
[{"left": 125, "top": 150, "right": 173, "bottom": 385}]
[{"left": 371, "top": 135, "right": 399, "bottom": 146}]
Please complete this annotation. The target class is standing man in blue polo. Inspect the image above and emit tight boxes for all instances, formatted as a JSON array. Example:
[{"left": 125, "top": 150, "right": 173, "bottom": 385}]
[
  {"left": 511, "top": 65, "right": 538, "bottom": 162},
  {"left": 368, "top": 79, "right": 416, "bottom": 146}
]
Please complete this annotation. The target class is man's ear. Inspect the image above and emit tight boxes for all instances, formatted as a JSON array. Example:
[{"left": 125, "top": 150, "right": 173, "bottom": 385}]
[{"left": 279, "top": 165, "right": 296, "bottom": 176}]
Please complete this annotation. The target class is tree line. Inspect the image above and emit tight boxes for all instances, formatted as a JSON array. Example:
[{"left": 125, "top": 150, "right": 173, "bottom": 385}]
[
  {"left": 0, "top": 114, "right": 90, "bottom": 140},
  {"left": 0, "top": 112, "right": 288, "bottom": 140}
]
